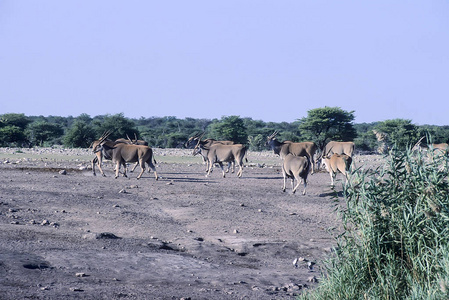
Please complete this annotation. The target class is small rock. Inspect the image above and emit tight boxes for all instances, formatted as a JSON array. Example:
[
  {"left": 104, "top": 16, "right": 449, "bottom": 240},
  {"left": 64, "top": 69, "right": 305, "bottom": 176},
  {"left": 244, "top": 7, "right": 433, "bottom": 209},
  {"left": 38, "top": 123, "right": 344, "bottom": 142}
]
[
  {"left": 41, "top": 220, "right": 49, "bottom": 226},
  {"left": 307, "top": 276, "right": 318, "bottom": 283},
  {"left": 75, "top": 273, "right": 87, "bottom": 277},
  {"left": 59, "top": 170, "right": 67, "bottom": 175},
  {"left": 95, "top": 232, "right": 121, "bottom": 239},
  {"left": 233, "top": 229, "right": 239, "bottom": 234},
  {"left": 293, "top": 258, "right": 298, "bottom": 268},
  {"left": 50, "top": 222, "right": 59, "bottom": 228},
  {"left": 119, "top": 189, "right": 127, "bottom": 194}
]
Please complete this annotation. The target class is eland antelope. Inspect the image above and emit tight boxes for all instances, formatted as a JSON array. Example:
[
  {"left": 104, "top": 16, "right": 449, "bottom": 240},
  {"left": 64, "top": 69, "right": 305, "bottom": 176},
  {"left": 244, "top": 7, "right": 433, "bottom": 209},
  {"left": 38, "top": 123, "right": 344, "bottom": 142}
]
[
  {"left": 266, "top": 131, "right": 318, "bottom": 174},
  {"left": 193, "top": 138, "right": 247, "bottom": 178},
  {"left": 322, "top": 141, "right": 355, "bottom": 157},
  {"left": 282, "top": 154, "right": 310, "bottom": 195},
  {"left": 92, "top": 132, "right": 154, "bottom": 176},
  {"left": 412, "top": 138, "right": 448, "bottom": 156},
  {"left": 119, "top": 134, "right": 151, "bottom": 172},
  {"left": 92, "top": 132, "right": 158, "bottom": 180},
  {"left": 95, "top": 142, "right": 158, "bottom": 180},
  {"left": 91, "top": 131, "right": 123, "bottom": 177},
  {"left": 322, "top": 153, "right": 352, "bottom": 186},
  {"left": 186, "top": 132, "right": 236, "bottom": 173}
]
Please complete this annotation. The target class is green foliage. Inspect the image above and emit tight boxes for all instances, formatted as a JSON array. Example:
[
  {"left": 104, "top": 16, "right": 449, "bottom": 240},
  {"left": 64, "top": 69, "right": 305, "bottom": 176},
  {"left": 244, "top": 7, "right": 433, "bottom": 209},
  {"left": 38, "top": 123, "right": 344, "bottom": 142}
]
[
  {"left": 247, "top": 134, "right": 265, "bottom": 151},
  {"left": 0, "top": 111, "right": 446, "bottom": 151},
  {"left": 209, "top": 116, "right": 248, "bottom": 144},
  {"left": 302, "top": 148, "right": 449, "bottom": 299},
  {"left": 26, "top": 121, "right": 64, "bottom": 146},
  {"left": 92, "top": 113, "right": 139, "bottom": 140},
  {"left": 63, "top": 120, "right": 96, "bottom": 148},
  {"left": 0, "top": 125, "right": 27, "bottom": 146},
  {"left": 373, "top": 119, "right": 419, "bottom": 150},
  {"left": 419, "top": 125, "right": 449, "bottom": 145},
  {"left": 299, "top": 107, "right": 357, "bottom": 150},
  {"left": 0, "top": 113, "right": 32, "bottom": 129},
  {"left": 354, "top": 123, "right": 378, "bottom": 152}
]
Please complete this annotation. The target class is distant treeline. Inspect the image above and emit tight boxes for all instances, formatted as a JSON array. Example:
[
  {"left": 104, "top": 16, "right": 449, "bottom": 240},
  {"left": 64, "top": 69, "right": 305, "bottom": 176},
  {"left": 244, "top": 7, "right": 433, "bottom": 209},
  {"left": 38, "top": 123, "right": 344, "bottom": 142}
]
[{"left": 1, "top": 108, "right": 448, "bottom": 152}]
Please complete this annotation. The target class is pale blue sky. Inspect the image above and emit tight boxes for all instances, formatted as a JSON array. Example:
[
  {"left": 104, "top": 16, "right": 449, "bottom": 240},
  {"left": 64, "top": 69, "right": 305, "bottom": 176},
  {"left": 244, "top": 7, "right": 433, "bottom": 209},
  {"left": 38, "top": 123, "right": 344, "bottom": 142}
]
[{"left": 1, "top": 1, "right": 448, "bottom": 125}]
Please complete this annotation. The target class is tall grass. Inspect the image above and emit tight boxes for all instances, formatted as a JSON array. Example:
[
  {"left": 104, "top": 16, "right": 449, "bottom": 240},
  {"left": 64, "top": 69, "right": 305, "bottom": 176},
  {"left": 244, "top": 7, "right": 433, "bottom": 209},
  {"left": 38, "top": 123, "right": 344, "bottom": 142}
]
[{"left": 301, "top": 148, "right": 449, "bottom": 299}]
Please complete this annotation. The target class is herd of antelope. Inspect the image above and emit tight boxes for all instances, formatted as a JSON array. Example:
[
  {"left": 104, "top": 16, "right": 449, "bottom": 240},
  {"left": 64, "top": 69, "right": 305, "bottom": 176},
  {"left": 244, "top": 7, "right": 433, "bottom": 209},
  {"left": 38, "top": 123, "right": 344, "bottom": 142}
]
[{"left": 90, "top": 130, "right": 359, "bottom": 195}]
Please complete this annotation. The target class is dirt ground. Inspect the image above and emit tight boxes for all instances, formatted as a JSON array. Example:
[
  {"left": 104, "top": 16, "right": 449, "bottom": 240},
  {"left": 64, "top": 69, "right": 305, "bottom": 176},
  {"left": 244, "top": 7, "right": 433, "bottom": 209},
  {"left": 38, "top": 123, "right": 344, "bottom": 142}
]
[{"left": 0, "top": 148, "right": 382, "bottom": 300}]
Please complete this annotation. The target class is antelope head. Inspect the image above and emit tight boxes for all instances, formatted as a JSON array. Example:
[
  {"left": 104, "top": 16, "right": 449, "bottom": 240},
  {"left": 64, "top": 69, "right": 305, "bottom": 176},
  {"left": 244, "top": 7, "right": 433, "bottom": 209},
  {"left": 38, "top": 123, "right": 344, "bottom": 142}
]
[
  {"left": 93, "top": 130, "right": 112, "bottom": 153},
  {"left": 192, "top": 132, "right": 206, "bottom": 155},
  {"left": 185, "top": 131, "right": 203, "bottom": 148},
  {"left": 266, "top": 130, "right": 279, "bottom": 144}
]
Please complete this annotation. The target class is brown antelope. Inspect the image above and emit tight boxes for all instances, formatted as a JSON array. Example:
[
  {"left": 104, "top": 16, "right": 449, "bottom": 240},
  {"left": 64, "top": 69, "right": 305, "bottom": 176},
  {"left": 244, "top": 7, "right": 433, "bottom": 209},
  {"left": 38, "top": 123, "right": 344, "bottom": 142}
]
[
  {"left": 92, "top": 132, "right": 158, "bottom": 180},
  {"left": 92, "top": 132, "right": 154, "bottom": 176},
  {"left": 412, "top": 137, "right": 448, "bottom": 155},
  {"left": 430, "top": 143, "right": 449, "bottom": 155},
  {"left": 322, "top": 153, "right": 352, "bottom": 186},
  {"left": 91, "top": 130, "right": 121, "bottom": 177},
  {"left": 322, "top": 141, "right": 355, "bottom": 157},
  {"left": 96, "top": 143, "right": 158, "bottom": 180},
  {"left": 282, "top": 154, "right": 310, "bottom": 195},
  {"left": 193, "top": 137, "right": 247, "bottom": 178},
  {"left": 266, "top": 131, "right": 318, "bottom": 174},
  {"left": 122, "top": 134, "right": 151, "bottom": 172},
  {"left": 186, "top": 132, "right": 235, "bottom": 173}
]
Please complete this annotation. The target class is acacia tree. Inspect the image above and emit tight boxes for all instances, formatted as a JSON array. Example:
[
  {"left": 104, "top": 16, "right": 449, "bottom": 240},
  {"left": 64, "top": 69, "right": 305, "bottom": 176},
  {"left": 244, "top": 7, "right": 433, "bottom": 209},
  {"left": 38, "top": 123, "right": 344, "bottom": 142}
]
[
  {"left": 299, "top": 107, "right": 357, "bottom": 150},
  {"left": 373, "top": 119, "right": 419, "bottom": 150},
  {"left": 93, "top": 113, "right": 140, "bottom": 141},
  {"left": 63, "top": 120, "right": 96, "bottom": 148},
  {"left": 26, "top": 121, "right": 64, "bottom": 146},
  {"left": 0, "top": 113, "right": 31, "bottom": 146},
  {"left": 209, "top": 116, "right": 248, "bottom": 144}
]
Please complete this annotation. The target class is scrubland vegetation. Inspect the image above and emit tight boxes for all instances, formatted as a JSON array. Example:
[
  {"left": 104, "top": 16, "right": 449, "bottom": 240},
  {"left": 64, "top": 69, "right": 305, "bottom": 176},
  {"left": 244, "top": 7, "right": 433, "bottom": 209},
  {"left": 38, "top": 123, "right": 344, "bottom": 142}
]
[{"left": 302, "top": 147, "right": 449, "bottom": 299}]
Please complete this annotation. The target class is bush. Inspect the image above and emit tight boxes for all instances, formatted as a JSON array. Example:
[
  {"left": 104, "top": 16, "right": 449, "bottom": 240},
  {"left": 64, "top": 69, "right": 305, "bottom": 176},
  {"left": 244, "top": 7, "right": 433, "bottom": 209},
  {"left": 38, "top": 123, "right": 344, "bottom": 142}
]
[{"left": 302, "top": 148, "right": 449, "bottom": 299}]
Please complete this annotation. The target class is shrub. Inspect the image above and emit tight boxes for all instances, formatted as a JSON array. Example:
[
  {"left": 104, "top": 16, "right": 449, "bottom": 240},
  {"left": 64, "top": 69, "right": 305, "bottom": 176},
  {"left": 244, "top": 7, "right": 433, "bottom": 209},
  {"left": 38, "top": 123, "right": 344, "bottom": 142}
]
[{"left": 302, "top": 148, "right": 449, "bottom": 299}]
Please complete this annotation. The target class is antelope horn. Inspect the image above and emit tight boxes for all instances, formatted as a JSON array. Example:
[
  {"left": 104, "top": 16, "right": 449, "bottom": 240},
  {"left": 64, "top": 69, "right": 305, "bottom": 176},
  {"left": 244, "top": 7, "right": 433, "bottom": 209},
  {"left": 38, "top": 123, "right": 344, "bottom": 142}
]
[
  {"left": 98, "top": 130, "right": 112, "bottom": 144},
  {"left": 197, "top": 131, "right": 206, "bottom": 139},
  {"left": 134, "top": 133, "right": 138, "bottom": 141},
  {"left": 194, "top": 131, "right": 206, "bottom": 149},
  {"left": 267, "top": 130, "right": 279, "bottom": 139},
  {"left": 126, "top": 134, "right": 132, "bottom": 142},
  {"left": 412, "top": 136, "right": 426, "bottom": 150}
]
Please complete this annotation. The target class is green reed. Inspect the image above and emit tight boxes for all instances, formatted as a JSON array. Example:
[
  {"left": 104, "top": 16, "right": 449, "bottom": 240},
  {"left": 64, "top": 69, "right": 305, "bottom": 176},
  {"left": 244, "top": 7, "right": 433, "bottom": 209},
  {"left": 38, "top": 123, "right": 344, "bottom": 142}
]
[{"left": 302, "top": 147, "right": 449, "bottom": 299}]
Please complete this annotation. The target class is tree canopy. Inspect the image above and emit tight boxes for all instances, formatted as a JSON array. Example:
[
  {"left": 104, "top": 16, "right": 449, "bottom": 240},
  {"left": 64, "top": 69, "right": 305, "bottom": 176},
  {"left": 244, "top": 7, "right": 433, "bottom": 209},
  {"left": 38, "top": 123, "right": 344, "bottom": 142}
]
[
  {"left": 298, "top": 107, "right": 357, "bottom": 150},
  {"left": 0, "top": 110, "right": 448, "bottom": 152}
]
